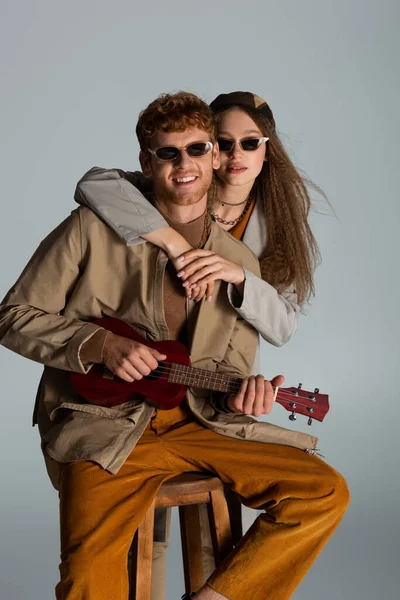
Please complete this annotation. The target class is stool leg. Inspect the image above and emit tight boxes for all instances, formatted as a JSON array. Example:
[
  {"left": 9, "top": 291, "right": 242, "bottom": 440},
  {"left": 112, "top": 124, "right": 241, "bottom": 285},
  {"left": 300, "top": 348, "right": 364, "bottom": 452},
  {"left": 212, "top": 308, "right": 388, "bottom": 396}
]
[
  {"left": 129, "top": 500, "right": 155, "bottom": 600},
  {"left": 207, "top": 488, "right": 234, "bottom": 566},
  {"left": 226, "top": 491, "right": 243, "bottom": 546},
  {"left": 179, "top": 504, "right": 205, "bottom": 594}
]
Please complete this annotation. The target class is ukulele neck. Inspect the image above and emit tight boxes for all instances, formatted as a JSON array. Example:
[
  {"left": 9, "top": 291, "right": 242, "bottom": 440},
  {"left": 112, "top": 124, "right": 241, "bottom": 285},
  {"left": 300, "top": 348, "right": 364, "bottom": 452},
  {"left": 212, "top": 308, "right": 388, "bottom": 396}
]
[{"left": 167, "top": 363, "right": 241, "bottom": 394}]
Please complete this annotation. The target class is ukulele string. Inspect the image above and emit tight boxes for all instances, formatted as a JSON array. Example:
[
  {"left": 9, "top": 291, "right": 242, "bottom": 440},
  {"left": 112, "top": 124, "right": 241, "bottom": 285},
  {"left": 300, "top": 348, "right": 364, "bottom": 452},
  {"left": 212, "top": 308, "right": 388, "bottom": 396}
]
[{"left": 141, "top": 363, "right": 320, "bottom": 409}]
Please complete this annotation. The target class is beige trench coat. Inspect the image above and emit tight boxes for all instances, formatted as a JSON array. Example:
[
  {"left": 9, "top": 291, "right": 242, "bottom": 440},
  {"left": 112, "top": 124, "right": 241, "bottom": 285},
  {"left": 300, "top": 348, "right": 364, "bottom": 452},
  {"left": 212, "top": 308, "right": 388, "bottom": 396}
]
[{"left": 0, "top": 207, "right": 317, "bottom": 487}]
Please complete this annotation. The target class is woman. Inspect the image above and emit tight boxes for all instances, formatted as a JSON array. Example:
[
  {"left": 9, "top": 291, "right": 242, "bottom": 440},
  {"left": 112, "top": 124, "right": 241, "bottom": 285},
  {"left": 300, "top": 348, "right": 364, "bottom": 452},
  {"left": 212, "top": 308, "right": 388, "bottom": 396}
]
[{"left": 74, "top": 91, "right": 322, "bottom": 599}]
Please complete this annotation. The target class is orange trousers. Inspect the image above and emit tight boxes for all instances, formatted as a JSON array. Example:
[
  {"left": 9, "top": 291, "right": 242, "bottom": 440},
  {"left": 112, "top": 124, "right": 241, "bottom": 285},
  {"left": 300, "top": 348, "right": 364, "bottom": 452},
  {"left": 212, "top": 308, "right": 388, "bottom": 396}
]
[{"left": 56, "top": 409, "right": 349, "bottom": 600}]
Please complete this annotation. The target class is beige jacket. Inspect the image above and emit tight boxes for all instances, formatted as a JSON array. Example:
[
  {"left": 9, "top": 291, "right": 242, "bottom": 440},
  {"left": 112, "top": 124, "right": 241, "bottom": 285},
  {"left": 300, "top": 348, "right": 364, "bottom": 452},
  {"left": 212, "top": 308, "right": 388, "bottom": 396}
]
[{"left": 0, "top": 207, "right": 318, "bottom": 487}]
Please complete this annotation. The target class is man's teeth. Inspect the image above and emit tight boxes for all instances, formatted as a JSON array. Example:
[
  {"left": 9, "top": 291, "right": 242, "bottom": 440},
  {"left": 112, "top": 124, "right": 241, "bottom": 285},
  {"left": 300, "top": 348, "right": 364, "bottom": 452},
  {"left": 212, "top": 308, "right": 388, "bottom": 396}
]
[{"left": 175, "top": 176, "right": 196, "bottom": 183}]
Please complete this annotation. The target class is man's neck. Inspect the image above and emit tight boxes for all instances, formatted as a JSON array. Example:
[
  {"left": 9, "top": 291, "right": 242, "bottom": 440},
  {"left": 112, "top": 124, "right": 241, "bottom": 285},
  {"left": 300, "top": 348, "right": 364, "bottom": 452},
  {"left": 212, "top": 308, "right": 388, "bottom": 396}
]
[{"left": 154, "top": 196, "right": 208, "bottom": 224}]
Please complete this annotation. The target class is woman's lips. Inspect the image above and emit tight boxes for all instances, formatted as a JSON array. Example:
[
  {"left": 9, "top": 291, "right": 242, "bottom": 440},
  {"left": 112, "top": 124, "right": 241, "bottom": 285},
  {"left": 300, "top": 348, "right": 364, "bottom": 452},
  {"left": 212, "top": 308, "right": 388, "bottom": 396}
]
[{"left": 227, "top": 166, "right": 247, "bottom": 174}]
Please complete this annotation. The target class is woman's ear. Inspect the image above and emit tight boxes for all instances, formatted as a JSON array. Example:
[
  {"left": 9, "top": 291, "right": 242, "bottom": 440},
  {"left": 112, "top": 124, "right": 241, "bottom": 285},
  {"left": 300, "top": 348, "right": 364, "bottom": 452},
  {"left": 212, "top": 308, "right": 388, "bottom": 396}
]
[{"left": 140, "top": 150, "right": 153, "bottom": 177}]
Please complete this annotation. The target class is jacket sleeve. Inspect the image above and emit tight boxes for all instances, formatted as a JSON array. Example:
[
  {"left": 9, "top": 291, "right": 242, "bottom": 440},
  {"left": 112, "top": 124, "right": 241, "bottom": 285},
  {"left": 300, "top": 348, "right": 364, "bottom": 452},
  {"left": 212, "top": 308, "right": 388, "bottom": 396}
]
[
  {"left": 211, "top": 314, "right": 259, "bottom": 415},
  {"left": 0, "top": 211, "right": 103, "bottom": 373},
  {"left": 74, "top": 167, "right": 168, "bottom": 246},
  {"left": 226, "top": 269, "right": 300, "bottom": 347}
]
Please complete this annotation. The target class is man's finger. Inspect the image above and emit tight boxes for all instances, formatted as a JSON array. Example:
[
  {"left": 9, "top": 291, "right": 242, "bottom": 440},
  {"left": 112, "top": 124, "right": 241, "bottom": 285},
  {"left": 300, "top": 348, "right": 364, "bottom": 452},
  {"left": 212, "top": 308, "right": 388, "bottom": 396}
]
[
  {"left": 206, "top": 281, "right": 215, "bottom": 301},
  {"left": 242, "top": 376, "right": 256, "bottom": 414},
  {"left": 148, "top": 347, "right": 167, "bottom": 363},
  {"left": 252, "top": 374, "right": 265, "bottom": 417},
  {"left": 227, "top": 377, "right": 248, "bottom": 412},
  {"left": 115, "top": 363, "right": 142, "bottom": 383},
  {"left": 131, "top": 348, "right": 164, "bottom": 374},
  {"left": 195, "top": 284, "right": 208, "bottom": 301},
  {"left": 262, "top": 379, "right": 275, "bottom": 414},
  {"left": 271, "top": 375, "right": 285, "bottom": 388},
  {"left": 189, "top": 283, "right": 206, "bottom": 302},
  {"left": 126, "top": 354, "right": 155, "bottom": 376}
]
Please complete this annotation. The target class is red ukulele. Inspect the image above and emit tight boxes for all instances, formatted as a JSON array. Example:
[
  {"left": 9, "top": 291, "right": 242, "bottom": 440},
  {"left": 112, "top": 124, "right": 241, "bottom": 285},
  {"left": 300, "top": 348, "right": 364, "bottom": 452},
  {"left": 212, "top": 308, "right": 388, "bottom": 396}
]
[{"left": 70, "top": 317, "right": 329, "bottom": 425}]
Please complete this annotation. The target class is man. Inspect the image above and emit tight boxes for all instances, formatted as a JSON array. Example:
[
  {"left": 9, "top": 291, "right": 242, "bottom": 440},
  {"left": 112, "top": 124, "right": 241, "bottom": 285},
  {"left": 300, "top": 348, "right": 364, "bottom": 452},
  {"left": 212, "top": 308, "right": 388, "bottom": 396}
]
[{"left": 0, "top": 92, "right": 349, "bottom": 600}]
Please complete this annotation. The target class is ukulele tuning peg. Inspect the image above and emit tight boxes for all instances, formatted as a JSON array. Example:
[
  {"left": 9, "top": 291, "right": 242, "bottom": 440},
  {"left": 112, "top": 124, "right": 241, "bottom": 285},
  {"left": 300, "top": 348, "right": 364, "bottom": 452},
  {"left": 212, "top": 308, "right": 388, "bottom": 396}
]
[
  {"left": 308, "top": 418, "right": 313, "bottom": 426},
  {"left": 289, "top": 412, "right": 297, "bottom": 421},
  {"left": 298, "top": 383, "right": 303, "bottom": 389},
  {"left": 314, "top": 387, "right": 319, "bottom": 394}
]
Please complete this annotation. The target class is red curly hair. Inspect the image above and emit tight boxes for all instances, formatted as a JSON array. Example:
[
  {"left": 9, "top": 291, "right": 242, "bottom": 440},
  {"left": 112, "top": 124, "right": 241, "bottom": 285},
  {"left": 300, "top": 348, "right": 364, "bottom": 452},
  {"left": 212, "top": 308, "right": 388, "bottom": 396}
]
[{"left": 136, "top": 91, "right": 216, "bottom": 150}]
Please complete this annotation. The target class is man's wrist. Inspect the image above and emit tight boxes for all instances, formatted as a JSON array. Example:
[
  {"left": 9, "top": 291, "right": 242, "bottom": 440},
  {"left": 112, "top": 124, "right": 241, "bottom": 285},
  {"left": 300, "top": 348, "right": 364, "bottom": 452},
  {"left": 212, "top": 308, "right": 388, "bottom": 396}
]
[{"left": 79, "top": 328, "right": 109, "bottom": 366}]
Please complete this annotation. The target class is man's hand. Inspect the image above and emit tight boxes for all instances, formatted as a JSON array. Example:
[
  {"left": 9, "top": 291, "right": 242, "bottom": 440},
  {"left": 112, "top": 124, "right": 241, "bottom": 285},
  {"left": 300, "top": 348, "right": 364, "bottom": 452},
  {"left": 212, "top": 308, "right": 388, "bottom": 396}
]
[
  {"left": 102, "top": 333, "right": 166, "bottom": 383},
  {"left": 227, "top": 374, "right": 285, "bottom": 417},
  {"left": 176, "top": 249, "right": 245, "bottom": 302}
]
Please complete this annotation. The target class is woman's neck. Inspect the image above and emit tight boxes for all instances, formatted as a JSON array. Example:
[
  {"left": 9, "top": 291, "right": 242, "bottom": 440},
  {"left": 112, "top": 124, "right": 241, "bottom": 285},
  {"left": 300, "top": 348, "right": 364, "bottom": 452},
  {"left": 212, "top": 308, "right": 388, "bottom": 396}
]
[
  {"left": 215, "top": 180, "right": 255, "bottom": 207},
  {"left": 211, "top": 180, "right": 256, "bottom": 231}
]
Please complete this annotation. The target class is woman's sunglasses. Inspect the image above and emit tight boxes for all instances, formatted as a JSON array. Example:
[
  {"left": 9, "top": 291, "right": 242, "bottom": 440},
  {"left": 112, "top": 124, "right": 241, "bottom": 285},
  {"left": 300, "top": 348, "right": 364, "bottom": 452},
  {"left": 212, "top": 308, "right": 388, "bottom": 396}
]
[
  {"left": 217, "top": 137, "right": 269, "bottom": 153},
  {"left": 148, "top": 141, "right": 214, "bottom": 162}
]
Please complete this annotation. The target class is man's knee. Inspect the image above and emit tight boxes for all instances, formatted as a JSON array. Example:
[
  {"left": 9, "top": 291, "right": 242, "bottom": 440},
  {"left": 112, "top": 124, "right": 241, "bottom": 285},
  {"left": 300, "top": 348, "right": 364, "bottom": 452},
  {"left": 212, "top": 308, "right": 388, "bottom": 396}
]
[
  {"left": 322, "top": 464, "right": 350, "bottom": 516},
  {"left": 334, "top": 470, "right": 350, "bottom": 513}
]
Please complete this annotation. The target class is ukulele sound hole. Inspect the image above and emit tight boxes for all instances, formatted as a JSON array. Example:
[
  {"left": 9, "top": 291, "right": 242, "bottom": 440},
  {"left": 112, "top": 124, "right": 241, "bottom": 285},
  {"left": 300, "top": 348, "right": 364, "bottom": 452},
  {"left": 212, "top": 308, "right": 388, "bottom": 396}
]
[{"left": 146, "top": 361, "right": 166, "bottom": 381}]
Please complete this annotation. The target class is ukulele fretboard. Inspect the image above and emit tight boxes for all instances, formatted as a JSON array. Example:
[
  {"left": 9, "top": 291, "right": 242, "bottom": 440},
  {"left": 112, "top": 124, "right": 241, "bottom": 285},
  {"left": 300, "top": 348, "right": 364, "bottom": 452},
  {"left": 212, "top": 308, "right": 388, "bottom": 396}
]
[{"left": 167, "top": 363, "right": 242, "bottom": 394}]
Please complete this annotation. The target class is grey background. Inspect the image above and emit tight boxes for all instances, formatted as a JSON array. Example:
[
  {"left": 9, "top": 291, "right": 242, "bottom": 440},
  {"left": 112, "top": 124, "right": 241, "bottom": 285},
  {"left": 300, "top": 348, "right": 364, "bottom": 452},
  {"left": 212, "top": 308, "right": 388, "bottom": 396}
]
[{"left": 0, "top": 0, "right": 399, "bottom": 598}]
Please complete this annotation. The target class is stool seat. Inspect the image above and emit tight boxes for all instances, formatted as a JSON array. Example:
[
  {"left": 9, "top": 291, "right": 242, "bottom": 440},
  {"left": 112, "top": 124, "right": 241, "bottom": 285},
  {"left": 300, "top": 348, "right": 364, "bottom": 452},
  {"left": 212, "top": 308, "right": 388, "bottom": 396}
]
[
  {"left": 156, "top": 473, "right": 225, "bottom": 498},
  {"left": 129, "top": 473, "right": 242, "bottom": 600}
]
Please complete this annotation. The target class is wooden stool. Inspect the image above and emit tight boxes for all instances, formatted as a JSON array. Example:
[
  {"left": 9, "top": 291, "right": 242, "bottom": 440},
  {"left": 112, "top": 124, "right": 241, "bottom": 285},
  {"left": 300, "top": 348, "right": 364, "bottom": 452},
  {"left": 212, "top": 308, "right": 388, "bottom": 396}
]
[{"left": 128, "top": 473, "right": 242, "bottom": 600}]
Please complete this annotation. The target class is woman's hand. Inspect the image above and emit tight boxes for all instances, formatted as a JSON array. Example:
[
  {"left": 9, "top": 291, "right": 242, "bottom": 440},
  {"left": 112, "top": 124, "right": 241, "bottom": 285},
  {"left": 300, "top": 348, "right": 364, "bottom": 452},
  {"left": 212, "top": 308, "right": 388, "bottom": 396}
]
[{"left": 176, "top": 249, "right": 245, "bottom": 302}]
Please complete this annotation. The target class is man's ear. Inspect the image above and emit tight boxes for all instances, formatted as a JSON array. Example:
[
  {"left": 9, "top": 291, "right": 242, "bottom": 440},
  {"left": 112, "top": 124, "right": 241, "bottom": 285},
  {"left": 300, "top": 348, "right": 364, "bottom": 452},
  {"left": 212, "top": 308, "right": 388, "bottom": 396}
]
[
  {"left": 140, "top": 150, "right": 153, "bottom": 178},
  {"left": 212, "top": 142, "right": 221, "bottom": 170}
]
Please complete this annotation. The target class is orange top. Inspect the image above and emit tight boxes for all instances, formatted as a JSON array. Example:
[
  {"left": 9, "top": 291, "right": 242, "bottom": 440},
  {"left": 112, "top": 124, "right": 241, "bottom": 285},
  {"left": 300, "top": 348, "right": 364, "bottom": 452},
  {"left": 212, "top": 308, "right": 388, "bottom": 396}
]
[{"left": 229, "top": 195, "right": 257, "bottom": 240}]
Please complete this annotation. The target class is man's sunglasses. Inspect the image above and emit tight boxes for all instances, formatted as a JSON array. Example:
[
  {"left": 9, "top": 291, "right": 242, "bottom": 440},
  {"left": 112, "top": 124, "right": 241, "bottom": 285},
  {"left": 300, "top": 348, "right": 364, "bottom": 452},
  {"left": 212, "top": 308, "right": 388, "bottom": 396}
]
[
  {"left": 217, "top": 137, "right": 269, "bottom": 153},
  {"left": 148, "top": 141, "right": 214, "bottom": 162}
]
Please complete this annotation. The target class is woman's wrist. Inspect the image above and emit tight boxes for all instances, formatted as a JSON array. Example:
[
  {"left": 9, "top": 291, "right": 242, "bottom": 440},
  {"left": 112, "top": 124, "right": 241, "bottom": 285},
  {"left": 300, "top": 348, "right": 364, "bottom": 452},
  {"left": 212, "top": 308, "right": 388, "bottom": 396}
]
[
  {"left": 142, "top": 226, "right": 192, "bottom": 258},
  {"left": 234, "top": 280, "right": 245, "bottom": 297}
]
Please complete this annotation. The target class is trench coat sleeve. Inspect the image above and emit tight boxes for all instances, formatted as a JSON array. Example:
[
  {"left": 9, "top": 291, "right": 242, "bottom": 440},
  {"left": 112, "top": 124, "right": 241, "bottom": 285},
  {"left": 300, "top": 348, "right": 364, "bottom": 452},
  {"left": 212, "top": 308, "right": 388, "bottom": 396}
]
[
  {"left": 226, "top": 269, "right": 300, "bottom": 347},
  {"left": 74, "top": 167, "right": 167, "bottom": 246},
  {"left": 0, "top": 211, "right": 102, "bottom": 373}
]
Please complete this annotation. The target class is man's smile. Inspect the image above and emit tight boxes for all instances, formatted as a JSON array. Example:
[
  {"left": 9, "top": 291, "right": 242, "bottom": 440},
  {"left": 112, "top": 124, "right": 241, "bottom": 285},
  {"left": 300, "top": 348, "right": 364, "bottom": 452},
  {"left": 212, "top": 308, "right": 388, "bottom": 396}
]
[{"left": 172, "top": 175, "right": 198, "bottom": 185}]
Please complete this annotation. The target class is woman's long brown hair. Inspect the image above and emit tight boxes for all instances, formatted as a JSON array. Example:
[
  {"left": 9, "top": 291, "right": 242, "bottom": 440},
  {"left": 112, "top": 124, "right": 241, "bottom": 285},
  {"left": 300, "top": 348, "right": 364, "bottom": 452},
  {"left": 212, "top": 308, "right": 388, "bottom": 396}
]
[{"left": 214, "top": 106, "right": 322, "bottom": 305}]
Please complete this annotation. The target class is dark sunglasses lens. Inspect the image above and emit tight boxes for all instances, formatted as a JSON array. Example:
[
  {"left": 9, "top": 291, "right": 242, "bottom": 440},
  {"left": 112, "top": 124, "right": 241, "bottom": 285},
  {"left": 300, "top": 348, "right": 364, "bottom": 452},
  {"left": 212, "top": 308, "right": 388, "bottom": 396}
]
[
  {"left": 217, "top": 139, "right": 234, "bottom": 152},
  {"left": 187, "top": 143, "right": 211, "bottom": 157},
  {"left": 241, "top": 138, "right": 262, "bottom": 151},
  {"left": 155, "top": 147, "right": 179, "bottom": 161}
]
